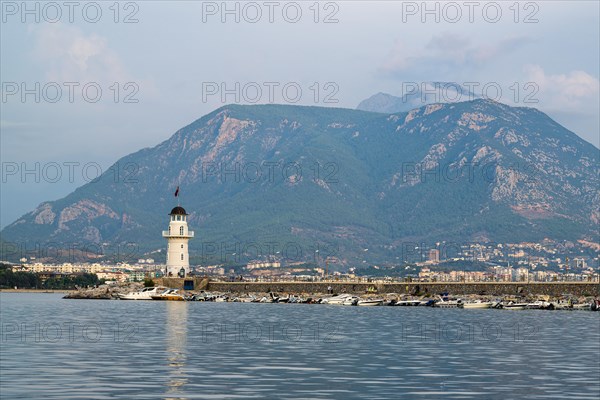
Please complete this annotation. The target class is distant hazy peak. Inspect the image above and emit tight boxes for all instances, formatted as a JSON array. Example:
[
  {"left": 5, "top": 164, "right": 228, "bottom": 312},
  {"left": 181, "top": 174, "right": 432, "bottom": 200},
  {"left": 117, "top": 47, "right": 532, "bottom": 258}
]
[{"left": 357, "top": 82, "right": 482, "bottom": 114}]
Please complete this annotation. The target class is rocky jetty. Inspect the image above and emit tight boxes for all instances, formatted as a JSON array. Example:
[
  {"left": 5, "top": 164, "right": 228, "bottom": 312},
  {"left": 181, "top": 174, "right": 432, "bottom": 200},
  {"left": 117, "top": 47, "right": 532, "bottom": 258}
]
[{"left": 64, "top": 282, "right": 143, "bottom": 300}]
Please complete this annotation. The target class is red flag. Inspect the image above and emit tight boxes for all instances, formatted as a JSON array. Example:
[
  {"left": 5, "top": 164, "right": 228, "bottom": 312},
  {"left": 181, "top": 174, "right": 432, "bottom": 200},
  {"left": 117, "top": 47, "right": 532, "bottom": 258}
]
[{"left": 174, "top": 186, "right": 179, "bottom": 197}]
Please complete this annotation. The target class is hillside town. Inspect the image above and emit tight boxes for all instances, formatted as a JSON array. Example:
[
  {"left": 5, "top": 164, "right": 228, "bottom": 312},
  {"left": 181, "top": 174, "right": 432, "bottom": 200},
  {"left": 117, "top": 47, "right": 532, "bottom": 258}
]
[{"left": 2, "top": 239, "right": 598, "bottom": 285}]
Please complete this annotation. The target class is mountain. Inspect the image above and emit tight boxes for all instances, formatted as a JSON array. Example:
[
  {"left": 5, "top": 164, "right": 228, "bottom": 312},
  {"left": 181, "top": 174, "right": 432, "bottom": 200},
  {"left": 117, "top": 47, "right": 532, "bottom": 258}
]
[
  {"left": 357, "top": 83, "right": 480, "bottom": 113},
  {"left": 2, "top": 99, "right": 598, "bottom": 266}
]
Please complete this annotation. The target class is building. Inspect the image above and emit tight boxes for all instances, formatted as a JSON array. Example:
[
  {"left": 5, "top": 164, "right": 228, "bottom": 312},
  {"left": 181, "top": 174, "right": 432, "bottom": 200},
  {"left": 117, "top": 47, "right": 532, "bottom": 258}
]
[
  {"left": 127, "top": 271, "right": 146, "bottom": 282},
  {"left": 162, "top": 206, "right": 194, "bottom": 277},
  {"left": 419, "top": 267, "right": 432, "bottom": 280},
  {"left": 96, "top": 271, "right": 128, "bottom": 282},
  {"left": 428, "top": 249, "right": 440, "bottom": 264},
  {"left": 246, "top": 261, "right": 281, "bottom": 270},
  {"left": 516, "top": 267, "right": 530, "bottom": 282},
  {"left": 574, "top": 258, "right": 586, "bottom": 269}
]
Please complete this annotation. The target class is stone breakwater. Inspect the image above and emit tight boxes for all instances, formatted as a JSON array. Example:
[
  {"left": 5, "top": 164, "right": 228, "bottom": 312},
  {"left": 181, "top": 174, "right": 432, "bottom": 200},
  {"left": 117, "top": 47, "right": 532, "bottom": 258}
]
[
  {"left": 63, "top": 282, "right": 143, "bottom": 299},
  {"left": 62, "top": 280, "right": 599, "bottom": 300},
  {"left": 202, "top": 281, "right": 599, "bottom": 297}
]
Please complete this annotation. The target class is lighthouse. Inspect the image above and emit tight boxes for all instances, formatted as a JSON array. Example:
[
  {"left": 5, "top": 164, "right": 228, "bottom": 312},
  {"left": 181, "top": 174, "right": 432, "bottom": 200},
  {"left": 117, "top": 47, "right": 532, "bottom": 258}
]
[{"left": 162, "top": 206, "right": 194, "bottom": 277}]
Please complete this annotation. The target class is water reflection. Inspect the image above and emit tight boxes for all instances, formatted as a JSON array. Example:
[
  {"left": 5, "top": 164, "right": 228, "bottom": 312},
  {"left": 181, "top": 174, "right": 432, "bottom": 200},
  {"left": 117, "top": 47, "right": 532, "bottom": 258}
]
[{"left": 165, "top": 301, "right": 188, "bottom": 400}]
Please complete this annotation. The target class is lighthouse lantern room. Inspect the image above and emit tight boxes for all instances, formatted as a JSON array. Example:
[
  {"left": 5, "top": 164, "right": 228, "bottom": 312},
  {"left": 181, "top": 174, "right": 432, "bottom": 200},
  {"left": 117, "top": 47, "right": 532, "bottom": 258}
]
[{"left": 162, "top": 206, "right": 194, "bottom": 277}]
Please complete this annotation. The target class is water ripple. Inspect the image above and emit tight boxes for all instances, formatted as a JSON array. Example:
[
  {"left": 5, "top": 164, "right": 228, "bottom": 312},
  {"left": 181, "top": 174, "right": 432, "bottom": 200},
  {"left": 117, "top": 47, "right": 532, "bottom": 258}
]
[{"left": 1, "top": 293, "right": 598, "bottom": 399}]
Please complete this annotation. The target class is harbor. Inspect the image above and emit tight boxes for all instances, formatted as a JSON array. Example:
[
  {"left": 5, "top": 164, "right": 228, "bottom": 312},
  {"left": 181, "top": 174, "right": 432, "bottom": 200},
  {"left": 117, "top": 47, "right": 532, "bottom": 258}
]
[{"left": 63, "top": 280, "right": 600, "bottom": 311}]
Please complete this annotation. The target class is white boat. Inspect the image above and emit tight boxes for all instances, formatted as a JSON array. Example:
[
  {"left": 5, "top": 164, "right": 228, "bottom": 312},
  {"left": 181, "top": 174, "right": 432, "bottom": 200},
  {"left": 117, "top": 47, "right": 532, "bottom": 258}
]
[
  {"left": 357, "top": 298, "right": 384, "bottom": 306},
  {"left": 463, "top": 301, "right": 494, "bottom": 309},
  {"left": 572, "top": 303, "right": 592, "bottom": 311},
  {"left": 322, "top": 294, "right": 353, "bottom": 305},
  {"left": 553, "top": 302, "right": 572, "bottom": 310},
  {"left": 287, "top": 295, "right": 304, "bottom": 304},
  {"left": 232, "top": 296, "right": 255, "bottom": 303},
  {"left": 503, "top": 302, "right": 527, "bottom": 310},
  {"left": 435, "top": 299, "right": 463, "bottom": 308},
  {"left": 526, "top": 301, "right": 554, "bottom": 310},
  {"left": 342, "top": 296, "right": 359, "bottom": 306},
  {"left": 268, "top": 292, "right": 290, "bottom": 303},
  {"left": 150, "top": 288, "right": 186, "bottom": 301},
  {"left": 119, "top": 286, "right": 167, "bottom": 300},
  {"left": 396, "top": 299, "right": 421, "bottom": 306}
]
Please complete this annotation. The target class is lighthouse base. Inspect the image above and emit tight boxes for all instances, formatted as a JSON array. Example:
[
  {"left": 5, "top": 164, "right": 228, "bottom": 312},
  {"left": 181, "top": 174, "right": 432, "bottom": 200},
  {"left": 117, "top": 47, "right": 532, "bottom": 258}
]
[{"left": 165, "top": 266, "right": 190, "bottom": 278}]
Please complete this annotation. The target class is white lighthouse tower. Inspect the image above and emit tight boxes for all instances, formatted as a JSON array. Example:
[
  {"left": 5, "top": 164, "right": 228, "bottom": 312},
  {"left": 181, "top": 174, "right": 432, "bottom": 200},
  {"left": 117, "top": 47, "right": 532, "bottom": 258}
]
[{"left": 162, "top": 206, "right": 194, "bottom": 277}]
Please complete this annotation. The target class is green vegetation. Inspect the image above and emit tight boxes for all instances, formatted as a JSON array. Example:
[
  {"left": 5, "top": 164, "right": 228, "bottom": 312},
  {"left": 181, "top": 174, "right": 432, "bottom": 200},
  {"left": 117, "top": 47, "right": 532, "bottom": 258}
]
[
  {"left": 0, "top": 263, "right": 102, "bottom": 289},
  {"left": 40, "top": 274, "right": 102, "bottom": 289},
  {"left": 0, "top": 264, "right": 38, "bottom": 289}
]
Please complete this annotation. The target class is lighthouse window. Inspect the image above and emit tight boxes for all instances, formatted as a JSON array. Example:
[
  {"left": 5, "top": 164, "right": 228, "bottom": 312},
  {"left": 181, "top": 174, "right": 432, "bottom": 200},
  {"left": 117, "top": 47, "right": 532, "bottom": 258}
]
[
  {"left": 181, "top": 244, "right": 184, "bottom": 249},
  {"left": 181, "top": 253, "right": 184, "bottom": 260},
  {"left": 168, "top": 226, "right": 171, "bottom": 234},
  {"left": 179, "top": 226, "right": 184, "bottom": 235}
]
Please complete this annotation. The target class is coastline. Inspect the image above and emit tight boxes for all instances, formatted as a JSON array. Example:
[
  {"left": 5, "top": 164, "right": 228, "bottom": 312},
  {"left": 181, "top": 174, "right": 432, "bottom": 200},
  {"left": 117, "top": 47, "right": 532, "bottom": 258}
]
[{"left": 0, "top": 289, "right": 76, "bottom": 294}]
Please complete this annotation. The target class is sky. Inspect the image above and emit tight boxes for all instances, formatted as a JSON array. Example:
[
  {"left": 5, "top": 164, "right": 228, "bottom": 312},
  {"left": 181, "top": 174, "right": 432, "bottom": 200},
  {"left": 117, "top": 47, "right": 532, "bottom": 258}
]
[{"left": 1, "top": 0, "right": 599, "bottom": 228}]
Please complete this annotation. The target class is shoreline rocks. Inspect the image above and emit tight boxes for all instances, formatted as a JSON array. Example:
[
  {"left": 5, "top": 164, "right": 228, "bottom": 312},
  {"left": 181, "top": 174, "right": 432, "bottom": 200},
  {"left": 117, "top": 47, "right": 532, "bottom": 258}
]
[{"left": 63, "top": 282, "right": 143, "bottom": 300}]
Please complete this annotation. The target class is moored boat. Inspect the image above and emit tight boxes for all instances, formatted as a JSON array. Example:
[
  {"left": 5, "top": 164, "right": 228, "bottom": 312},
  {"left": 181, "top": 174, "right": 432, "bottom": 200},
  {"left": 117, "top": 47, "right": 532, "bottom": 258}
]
[
  {"left": 232, "top": 295, "right": 255, "bottom": 302},
  {"left": 287, "top": 295, "right": 304, "bottom": 304},
  {"left": 503, "top": 301, "right": 528, "bottom": 310},
  {"left": 342, "top": 296, "right": 359, "bottom": 306},
  {"left": 150, "top": 288, "right": 186, "bottom": 301},
  {"left": 572, "top": 302, "right": 592, "bottom": 311},
  {"left": 396, "top": 299, "right": 422, "bottom": 306},
  {"left": 322, "top": 294, "right": 353, "bottom": 305},
  {"left": 357, "top": 298, "right": 384, "bottom": 306},
  {"left": 269, "top": 293, "right": 290, "bottom": 303},
  {"left": 435, "top": 297, "right": 463, "bottom": 308},
  {"left": 463, "top": 300, "right": 494, "bottom": 309},
  {"left": 526, "top": 300, "right": 554, "bottom": 310},
  {"left": 119, "top": 286, "right": 168, "bottom": 300}
]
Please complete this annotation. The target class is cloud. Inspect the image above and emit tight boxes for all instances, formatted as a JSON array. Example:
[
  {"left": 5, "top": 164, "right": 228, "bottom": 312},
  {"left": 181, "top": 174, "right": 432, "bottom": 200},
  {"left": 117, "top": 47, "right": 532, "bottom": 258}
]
[
  {"left": 424, "top": 33, "right": 471, "bottom": 63},
  {"left": 29, "top": 24, "right": 127, "bottom": 84},
  {"left": 380, "top": 33, "right": 532, "bottom": 77},
  {"left": 523, "top": 64, "right": 600, "bottom": 113},
  {"left": 379, "top": 40, "right": 413, "bottom": 73},
  {"left": 471, "top": 36, "right": 532, "bottom": 64}
]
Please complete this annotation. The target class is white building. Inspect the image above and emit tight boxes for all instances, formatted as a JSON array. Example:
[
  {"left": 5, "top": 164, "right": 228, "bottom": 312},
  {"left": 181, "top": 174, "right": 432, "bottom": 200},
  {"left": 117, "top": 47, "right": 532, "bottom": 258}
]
[
  {"left": 162, "top": 206, "right": 194, "bottom": 277},
  {"left": 246, "top": 261, "right": 281, "bottom": 270},
  {"left": 516, "top": 267, "right": 530, "bottom": 281}
]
